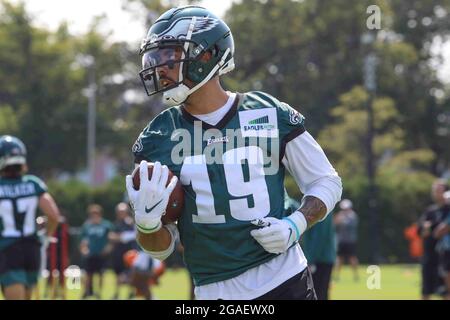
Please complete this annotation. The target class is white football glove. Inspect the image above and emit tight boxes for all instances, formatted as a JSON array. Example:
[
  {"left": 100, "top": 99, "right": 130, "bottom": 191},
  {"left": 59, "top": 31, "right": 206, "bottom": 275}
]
[
  {"left": 125, "top": 160, "right": 178, "bottom": 234},
  {"left": 250, "top": 212, "right": 307, "bottom": 254}
]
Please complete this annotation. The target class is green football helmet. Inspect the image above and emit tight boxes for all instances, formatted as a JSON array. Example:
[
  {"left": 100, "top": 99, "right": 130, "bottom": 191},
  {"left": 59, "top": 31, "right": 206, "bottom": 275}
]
[
  {"left": 0, "top": 135, "right": 27, "bottom": 170},
  {"left": 139, "top": 6, "right": 235, "bottom": 106}
]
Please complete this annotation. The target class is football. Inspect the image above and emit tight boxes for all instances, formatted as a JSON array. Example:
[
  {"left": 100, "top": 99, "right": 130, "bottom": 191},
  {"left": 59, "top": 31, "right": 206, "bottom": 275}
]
[{"left": 131, "top": 163, "right": 184, "bottom": 224}]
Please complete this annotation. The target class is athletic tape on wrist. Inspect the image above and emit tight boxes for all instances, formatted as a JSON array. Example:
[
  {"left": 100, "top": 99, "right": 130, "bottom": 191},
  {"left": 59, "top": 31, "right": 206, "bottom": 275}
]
[
  {"left": 283, "top": 210, "right": 307, "bottom": 241},
  {"left": 136, "top": 220, "right": 162, "bottom": 234},
  {"left": 141, "top": 224, "right": 179, "bottom": 260}
]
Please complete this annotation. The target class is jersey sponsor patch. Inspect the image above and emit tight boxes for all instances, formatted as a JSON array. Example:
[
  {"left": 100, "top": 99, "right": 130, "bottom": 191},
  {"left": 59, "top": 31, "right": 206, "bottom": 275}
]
[{"left": 238, "top": 109, "right": 278, "bottom": 138}]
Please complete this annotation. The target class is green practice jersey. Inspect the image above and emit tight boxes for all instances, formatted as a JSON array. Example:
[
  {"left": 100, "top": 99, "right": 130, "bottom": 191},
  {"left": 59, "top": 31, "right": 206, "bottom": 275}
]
[
  {"left": 80, "top": 219, "right": 114, "bottom": 256},
  {"left": 133, "top": 91, "right": 306, "bottom": 286},
  {"left": 301, "top": 213, "right": 337, "bottom": 264},
  {"left": 0, "top": 175, "right": 47, "bottom": 249}
]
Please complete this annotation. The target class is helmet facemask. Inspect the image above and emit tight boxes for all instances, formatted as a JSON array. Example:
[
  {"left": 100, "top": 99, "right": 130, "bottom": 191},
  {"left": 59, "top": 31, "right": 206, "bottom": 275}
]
[
  {"left": 139, "top": 42, "right": 192, "bottom": 98},
  {"left": 139, "top": 15, "right": 233, "bottom": 107}
]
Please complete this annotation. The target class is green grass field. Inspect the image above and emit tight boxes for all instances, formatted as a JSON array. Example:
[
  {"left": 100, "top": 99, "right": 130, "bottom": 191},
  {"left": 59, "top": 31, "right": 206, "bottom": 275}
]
[
  {"left": 329, "top": 264, "right": 421, "bottom": 300},
  {"left": 1, "top": 264, "right": 425, "bottom": 300}
]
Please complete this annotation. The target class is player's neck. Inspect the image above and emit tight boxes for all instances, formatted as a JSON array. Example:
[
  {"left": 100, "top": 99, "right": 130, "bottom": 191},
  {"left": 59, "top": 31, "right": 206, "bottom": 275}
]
[{"left": 183, "top": 79, "right": 229, "bottom": 115}]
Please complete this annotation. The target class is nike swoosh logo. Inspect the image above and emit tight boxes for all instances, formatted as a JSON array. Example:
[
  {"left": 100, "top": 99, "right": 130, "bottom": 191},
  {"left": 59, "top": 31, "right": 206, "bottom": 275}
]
[
  {"left": 288, "top": 228, "right": 293, "bottom": 244},
  {"left": 145, "top": 200, "right": 163, "bottom": 213}
]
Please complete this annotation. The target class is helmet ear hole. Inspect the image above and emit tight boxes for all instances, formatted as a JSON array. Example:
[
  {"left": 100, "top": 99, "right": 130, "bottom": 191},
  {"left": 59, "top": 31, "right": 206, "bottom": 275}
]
[
  {"left": 199, "top": 50, "right": 213, "bottom": 62},
  {"left": 212, "top": 45, "right": 219, "bottom": 57}
]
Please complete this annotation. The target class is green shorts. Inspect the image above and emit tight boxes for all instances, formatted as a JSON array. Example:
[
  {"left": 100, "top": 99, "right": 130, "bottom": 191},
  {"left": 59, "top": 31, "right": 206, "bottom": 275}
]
[{"left": 0, "top": 238, "right": 41, "bottom": 288}]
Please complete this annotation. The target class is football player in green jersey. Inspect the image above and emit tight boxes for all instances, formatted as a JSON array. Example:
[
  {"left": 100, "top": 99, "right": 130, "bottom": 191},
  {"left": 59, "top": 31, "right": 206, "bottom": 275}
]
[
  {"left": 79, "top": 204, "right": 114, "bottom": 299},
  {"left": 125, "top": 6, "right": 342, "bottom": 299},
  {"left": 0, "top": 135, "right": 61, "bottom": 300}
]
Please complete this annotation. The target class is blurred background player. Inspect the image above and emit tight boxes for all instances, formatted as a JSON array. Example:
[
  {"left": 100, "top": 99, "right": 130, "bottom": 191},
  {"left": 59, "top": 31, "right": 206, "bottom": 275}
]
[
  {"left": 123, "top": 249, "right": 166, "bottom": 300},
  {"left": 433, "top": 190, "right": 450, "bottom": 300},
  {"left": 109, "top": 202, "right": 137, "bottom": 299},
  {"left": 0, "top": 135, "right": 61, "bottom": 300},
  {"left": 334, "top": 199, "right": 359, "bottom": 281},
  {"left": 79, "top": 204, "right": 113, "bottom": 299},
  {"left": 417, "top": 179, "right": 450, "bottom": 299},
  {"left": 302, "top": 212, "right": 336, "bottom": 300}
]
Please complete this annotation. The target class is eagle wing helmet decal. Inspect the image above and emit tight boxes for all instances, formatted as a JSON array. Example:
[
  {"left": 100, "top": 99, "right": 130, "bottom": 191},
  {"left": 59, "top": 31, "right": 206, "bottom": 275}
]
[{"left": 148, "top": 17, "right": 220, "bottom": 42}]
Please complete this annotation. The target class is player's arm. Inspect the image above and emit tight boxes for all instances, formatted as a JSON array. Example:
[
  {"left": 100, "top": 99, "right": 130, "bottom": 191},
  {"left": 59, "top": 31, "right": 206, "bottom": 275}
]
[
  {"left": 78, "top": 224, "right": 89, "bottom": 255},
  {"left": 282, "top": 131, "right": 342, "bottom": 228},
  {"left": 417, "top": 211, "right": 432, "bottom": 237},
  {"left": 108, "top": 231, "right": 120, "bottom": 242},
  {"left": 102, "top": 224, "right": 115, "bottom": 255},
  {"left": 433, "top": 222, "right": 450, "bottom": 239},
  {"left": 79, "top": 239, "right": 89, "bottom": 256},
  {"left": 136, "top": 224, "right": 177, "bottom": 253},
  {"left": 433, "top": 213, "right": 450, "bottom": 239},
  {"left": 135, "top": 222, "right": 179, "bottom": 261},
  {"left": 38, "top": 192, "right": 61, "bottom": 236},
  {"left": 297, "top": 195, "right": 328, "bottom": 228},
  {"left": 251, "top": 131, "right": 342, "bottom": 254}
]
